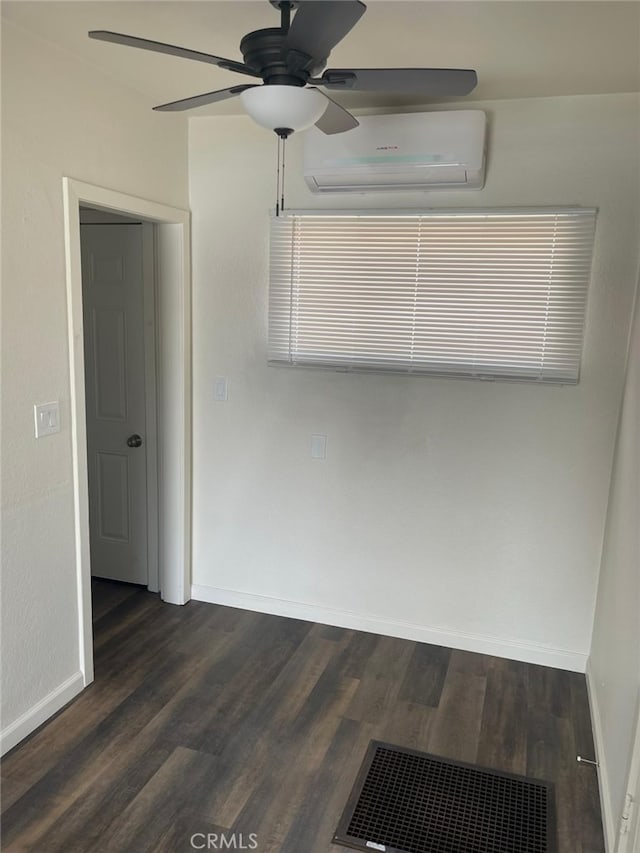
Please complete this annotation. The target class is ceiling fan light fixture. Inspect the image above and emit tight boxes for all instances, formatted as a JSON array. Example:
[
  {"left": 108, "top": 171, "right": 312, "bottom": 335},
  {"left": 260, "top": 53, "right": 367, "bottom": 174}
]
[{"left": 240, "top": 85, "right": 327, "bottom": 133}]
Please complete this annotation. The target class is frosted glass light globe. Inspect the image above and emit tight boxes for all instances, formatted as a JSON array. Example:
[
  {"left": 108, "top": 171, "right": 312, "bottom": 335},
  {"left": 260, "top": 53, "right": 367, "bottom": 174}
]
[{"left": 240, "top": 85, "right": 327, "bottom": 133}]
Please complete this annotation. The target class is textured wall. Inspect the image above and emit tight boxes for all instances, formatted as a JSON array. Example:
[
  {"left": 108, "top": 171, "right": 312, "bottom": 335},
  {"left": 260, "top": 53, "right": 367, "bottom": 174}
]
[
  {"left": 189, "top": 94, "right": 640, "bottom": 670},
  {"left": 1, "top": 20, "right": 188, "bottom": 729}
]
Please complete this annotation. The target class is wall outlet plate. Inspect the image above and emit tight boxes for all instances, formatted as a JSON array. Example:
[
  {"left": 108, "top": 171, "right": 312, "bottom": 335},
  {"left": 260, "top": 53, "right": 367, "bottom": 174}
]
[
  {"left": 214, "top": 377, "right": 228, "bottom": 402},
  {"left": 311, "top": 433, "right": 327, "bottom": 459}
]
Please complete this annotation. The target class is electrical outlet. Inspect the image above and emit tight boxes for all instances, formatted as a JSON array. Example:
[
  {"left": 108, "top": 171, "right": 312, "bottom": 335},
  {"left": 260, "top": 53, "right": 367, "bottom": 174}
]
[
  {"left": 214, "top": 377, "right": 228, "bottom": 401},
  {"left": 311, "top": 434, "right": 327, "bottom": 459}
]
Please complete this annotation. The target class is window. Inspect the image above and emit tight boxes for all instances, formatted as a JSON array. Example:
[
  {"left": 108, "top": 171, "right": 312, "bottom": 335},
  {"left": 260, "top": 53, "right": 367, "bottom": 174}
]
[{"left": 268, "top": 208, "right": 596, "bottom": 383}]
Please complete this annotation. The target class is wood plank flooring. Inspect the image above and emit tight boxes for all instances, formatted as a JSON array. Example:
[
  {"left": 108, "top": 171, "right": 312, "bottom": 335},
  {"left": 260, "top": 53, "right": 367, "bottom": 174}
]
[{"left": 1, "top": 580, "right": 605, "bottom": 852}]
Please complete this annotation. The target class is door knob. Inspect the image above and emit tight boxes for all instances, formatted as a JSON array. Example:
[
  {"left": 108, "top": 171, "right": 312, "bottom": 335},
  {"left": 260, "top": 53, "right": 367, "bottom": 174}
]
[{"left": 126, "top": 434, "right": 143, "bottom": 448}]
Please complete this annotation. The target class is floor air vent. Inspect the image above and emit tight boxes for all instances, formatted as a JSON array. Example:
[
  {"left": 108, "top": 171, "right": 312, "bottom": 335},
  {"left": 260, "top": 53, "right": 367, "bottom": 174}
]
[{"left": 333, "top": 741, "right": 556, "bottom": 853}]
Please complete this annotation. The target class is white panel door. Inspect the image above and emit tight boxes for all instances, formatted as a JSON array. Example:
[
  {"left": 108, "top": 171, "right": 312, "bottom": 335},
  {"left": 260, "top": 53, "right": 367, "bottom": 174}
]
[{"left": 81, "top": 224, "right": 148, "bottom": 585}]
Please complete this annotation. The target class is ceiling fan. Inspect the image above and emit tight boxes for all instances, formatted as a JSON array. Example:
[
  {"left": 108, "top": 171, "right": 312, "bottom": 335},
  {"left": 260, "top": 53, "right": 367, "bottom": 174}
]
[{"left": 89, "top": 0, "right": 477, "bottom": 137}]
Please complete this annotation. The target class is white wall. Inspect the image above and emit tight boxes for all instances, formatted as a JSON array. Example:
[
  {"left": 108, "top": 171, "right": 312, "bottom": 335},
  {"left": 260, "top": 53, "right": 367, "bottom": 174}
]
[
  {"left": 588, "top": 268, "right": 640, "bottom": 847},
  {"left": 189, "top": 94, "right": 640, "bottom": 671},
  {"left": 0, "top": 20, "right": 188, "bottom": 743}
]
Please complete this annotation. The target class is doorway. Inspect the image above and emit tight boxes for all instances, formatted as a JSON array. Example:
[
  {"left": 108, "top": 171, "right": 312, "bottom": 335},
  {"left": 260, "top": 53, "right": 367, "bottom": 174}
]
[
  {"left": 80, "top": 208, "right": 159, "bottom": 591},
  {"left": 63, "top": 178, "right": 191, "bottom": 688}
]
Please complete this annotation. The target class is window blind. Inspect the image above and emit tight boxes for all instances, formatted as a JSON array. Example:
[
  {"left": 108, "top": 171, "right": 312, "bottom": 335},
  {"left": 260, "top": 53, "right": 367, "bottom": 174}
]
[{"left": 268, "top": 209, "right": 596, "bottom": 383}]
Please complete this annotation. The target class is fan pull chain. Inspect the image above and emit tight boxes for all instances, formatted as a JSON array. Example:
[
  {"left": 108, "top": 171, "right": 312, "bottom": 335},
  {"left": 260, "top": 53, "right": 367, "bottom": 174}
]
[
  {"left": 280, "top": 134, "right": 286, "bottom": 214},
  {"left": 275, "top": 134, "right": 282, "bottom": 217},
  {"left": 274, "top": 128, "right": 292, "bottom": 217}
]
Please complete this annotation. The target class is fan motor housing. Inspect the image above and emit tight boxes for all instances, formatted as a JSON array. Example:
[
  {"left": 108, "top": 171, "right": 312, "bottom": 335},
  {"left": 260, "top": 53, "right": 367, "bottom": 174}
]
[{"left": 240, "top": 28, "right": 323, "bottom": 85}]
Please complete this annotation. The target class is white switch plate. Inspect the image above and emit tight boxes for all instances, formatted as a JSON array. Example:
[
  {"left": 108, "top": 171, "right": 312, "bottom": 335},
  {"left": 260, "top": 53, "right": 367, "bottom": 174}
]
[
  {"left": 34, "top": 401, "right": 60, "bottom": 437},
  {"left": 214, "top": 377, "right": 228, "bottom": 401},
  {"left": 311, "top": 434, "right": 327, "bottom": 459}
]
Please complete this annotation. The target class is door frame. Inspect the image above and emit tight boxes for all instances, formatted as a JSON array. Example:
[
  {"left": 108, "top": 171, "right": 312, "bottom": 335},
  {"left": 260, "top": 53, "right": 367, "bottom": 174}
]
[
  {"left": 618, "top": 705, "right": 640, "bottom": 852},
  {"left": 63, "top": 178, "right": 191, "bottom": 687},
  {"left": 142, "top": 222, "right": 160, "bottom": 593}
]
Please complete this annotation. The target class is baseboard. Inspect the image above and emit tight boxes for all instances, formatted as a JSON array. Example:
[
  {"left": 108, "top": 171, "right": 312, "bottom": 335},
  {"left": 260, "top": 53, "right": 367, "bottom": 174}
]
[
  {"left": 0, "top": 671, "right": 85, "bottom": 756},
  {"left": 191, "top": 584, "right": 588, "bottom": 673},
  {"left": 585, "top": 659, "right": 616, "bottom": 852}
]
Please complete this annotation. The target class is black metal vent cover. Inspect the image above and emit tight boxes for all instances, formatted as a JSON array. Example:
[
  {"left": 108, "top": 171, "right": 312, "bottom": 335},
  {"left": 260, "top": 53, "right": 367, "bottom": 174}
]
[{"left": 333, "top": 741, "right": 556, "bottom": 853}]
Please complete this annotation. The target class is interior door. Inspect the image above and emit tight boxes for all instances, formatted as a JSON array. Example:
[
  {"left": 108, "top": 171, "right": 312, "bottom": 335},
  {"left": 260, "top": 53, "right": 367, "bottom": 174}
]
[{"left": 81, "top": 223, "right": 148, "bottom": 585}]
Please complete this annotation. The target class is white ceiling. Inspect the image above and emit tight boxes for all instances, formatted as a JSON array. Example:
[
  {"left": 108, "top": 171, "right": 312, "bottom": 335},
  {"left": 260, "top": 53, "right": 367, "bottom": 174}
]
[{"left": 3, "top": 1, "right": 640, "bottom": 115}]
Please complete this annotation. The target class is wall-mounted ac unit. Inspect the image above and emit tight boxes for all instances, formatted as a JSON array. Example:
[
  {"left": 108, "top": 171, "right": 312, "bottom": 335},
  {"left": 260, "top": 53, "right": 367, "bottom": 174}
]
[{"left": 303, "top": 110, "right": 486, "bottom": 193}]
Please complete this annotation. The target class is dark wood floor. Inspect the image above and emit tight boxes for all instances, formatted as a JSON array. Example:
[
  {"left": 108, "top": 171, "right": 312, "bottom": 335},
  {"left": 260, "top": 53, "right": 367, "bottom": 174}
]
[{"left": 1, "top": 580, "right": 604, "bottom": 852}]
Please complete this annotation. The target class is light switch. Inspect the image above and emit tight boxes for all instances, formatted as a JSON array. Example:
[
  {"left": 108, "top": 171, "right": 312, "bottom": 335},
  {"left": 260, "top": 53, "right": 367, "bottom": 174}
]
[
  {"left": 214, "top": 377, "right": 228, "bottom": 402},
  {"left": 34, "top": 401, "right": 60, "bottom": 438},
  {"left": 311, "top": 433, "right": 327, "bottom": 459}
]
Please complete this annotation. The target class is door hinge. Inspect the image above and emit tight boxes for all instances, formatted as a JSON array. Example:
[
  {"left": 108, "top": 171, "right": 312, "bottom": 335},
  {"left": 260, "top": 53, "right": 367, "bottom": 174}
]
[{"left": 620, "top": 792, "right": 634, "bottom": 835}]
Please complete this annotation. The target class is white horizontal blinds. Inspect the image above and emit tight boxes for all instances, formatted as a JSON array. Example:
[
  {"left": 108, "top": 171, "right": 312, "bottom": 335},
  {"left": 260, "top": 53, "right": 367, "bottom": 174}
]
[{"left": 269, "top": 209, "right": 596, "bottom": 382}]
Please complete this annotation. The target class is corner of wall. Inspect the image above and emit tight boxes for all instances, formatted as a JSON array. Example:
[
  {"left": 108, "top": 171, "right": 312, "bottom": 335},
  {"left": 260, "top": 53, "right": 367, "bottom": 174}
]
[
  {"left": 0, "top": 671, "right": 85, "bottom": 757},
  {"left": 585, "top": 658, "right": 617, "bottom": 852}
]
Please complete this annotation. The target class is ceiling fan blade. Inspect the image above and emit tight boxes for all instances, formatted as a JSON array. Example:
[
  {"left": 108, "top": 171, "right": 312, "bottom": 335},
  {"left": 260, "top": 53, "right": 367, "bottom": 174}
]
[
  {"left": 89, "top": 31, "right": 260, "bottom": 79},
  {"left": 314, "top": 92, "right": 359, "bottom": 135},
  {"left": 284, "top": 1, "right": 366, "bottom": 64},
  {"left": 153, "top": 85, "right": 257, "bottom": 112},
  {"left": 314, "top": 68, "right": 478, "bottom": 96}
]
